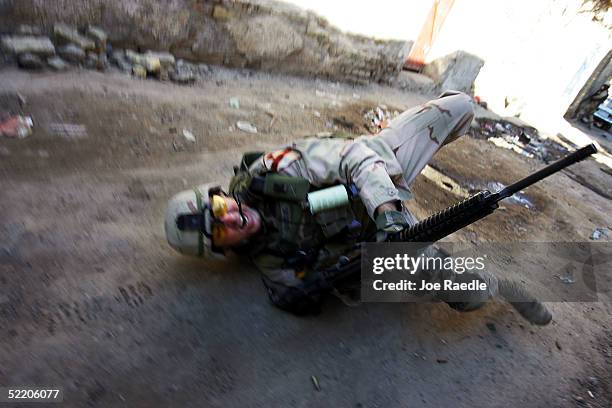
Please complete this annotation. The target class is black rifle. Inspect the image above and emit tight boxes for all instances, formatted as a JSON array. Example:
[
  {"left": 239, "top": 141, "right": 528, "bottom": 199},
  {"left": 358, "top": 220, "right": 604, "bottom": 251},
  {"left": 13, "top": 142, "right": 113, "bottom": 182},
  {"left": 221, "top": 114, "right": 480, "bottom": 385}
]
[{"left": 305, "top": 143, "right": 598, "bottom": 293}]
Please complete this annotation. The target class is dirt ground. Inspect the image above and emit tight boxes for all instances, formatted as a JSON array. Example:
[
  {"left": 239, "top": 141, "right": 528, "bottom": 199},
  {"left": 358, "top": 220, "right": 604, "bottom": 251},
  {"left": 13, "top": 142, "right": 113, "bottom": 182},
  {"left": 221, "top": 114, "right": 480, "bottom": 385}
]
[{"left": 0, "top": 66, "right": 610, "bottom": 407}]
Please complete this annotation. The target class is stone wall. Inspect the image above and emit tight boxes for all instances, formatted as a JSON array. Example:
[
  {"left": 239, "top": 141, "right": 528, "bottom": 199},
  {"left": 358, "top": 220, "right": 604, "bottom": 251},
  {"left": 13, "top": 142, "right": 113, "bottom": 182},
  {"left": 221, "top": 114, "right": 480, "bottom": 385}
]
[{"left": 0, "top": 0, "right": 412, "bottom": 85}]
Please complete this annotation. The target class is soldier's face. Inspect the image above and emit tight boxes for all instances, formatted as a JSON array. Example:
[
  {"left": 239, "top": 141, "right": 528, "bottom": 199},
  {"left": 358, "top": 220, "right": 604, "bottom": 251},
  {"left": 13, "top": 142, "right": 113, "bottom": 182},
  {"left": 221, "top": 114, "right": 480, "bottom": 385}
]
[{"left": 212, "top": 197, "right": 262, "bottom": 247}]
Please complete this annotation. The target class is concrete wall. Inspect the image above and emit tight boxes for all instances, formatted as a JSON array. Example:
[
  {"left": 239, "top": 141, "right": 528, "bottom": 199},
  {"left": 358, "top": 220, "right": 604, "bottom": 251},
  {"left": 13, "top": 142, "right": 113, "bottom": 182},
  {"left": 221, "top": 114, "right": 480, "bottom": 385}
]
[
  {"left": 426, "top": 0, "right": 611, "bottom": 134},
  {"left": 0, "top": 0, "right": 412, "bottom": 85},
  {"left": 565, "top": 49, "right": 612, "bottom": 119}
]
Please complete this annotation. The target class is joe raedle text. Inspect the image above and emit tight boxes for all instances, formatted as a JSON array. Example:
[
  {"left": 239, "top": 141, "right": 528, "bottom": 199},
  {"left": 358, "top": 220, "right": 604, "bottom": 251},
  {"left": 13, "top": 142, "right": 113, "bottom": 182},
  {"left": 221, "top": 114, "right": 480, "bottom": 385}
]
[
  {"left": 371, "top": 252, "right": 488, "bottom": 292},
  {"left": 372, "top": 278, "right": 488, "bottom": 292},
  {"left": 360, "top": 243, "right": 491, "bottom": 302}
]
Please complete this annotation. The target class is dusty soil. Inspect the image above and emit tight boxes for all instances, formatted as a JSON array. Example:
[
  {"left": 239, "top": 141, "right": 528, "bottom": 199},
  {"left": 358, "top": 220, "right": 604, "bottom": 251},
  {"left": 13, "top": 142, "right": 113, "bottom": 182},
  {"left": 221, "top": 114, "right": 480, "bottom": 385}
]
[{"left": 0, "top": 67, "right": 610, "bottom": 407}]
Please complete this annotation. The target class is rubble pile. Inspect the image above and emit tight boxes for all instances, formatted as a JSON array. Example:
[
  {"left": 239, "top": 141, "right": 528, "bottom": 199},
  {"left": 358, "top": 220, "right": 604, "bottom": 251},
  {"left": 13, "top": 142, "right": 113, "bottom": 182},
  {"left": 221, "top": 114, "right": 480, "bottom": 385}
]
[
  {"left": 363, "top": 105, "right": 400, "bottom": 134},
  {"left": 468, "top": 116, "right": 568, "bottom": 163},
  {"left": 1, "top": 24, "right": 212, "bottom": 85}
]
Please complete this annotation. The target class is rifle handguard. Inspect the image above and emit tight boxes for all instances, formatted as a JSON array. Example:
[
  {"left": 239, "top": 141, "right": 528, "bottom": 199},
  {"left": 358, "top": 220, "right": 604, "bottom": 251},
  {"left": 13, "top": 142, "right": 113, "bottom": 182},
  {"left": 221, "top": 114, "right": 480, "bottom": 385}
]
[{"left": 397, "top": 191, "right": 497, "bottom": 242}]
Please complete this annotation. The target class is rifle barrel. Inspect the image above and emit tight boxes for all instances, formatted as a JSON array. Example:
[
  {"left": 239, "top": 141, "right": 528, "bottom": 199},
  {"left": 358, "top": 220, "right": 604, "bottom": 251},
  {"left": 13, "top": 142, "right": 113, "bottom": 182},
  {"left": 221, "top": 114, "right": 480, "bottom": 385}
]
[{"left": 495, "top": 144, "right": 597, "bottom": 201}]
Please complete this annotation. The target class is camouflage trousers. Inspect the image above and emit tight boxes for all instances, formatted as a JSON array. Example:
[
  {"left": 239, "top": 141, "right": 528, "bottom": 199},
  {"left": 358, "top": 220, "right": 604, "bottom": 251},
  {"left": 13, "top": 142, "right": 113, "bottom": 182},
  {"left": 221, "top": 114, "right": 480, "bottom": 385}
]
[
  {"left": 375, "top": 92, "right": 550, "bottom": 323},
  {"left": 379, "top": 91, "right": 495, "bottom": 309},
  {"left": 400, "top": 210, "right": 499, "bottom": 311},
  {"left": 378, "top": 91, "right": 475, "bottom": 186}
]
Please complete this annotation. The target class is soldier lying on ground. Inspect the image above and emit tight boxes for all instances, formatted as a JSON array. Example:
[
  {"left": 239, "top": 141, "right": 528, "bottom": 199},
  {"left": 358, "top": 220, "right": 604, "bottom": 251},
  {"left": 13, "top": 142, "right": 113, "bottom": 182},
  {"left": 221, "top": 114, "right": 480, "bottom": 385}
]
[{"left": 165, "top": 91, "right": 551, "bottom": 324}]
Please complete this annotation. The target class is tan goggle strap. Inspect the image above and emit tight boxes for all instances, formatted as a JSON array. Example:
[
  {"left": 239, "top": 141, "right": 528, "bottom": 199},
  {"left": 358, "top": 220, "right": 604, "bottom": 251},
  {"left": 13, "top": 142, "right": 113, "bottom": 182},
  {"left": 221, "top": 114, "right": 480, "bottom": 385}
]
[{"left": 193, "top": 187, "right": 205, "bottom": 257}]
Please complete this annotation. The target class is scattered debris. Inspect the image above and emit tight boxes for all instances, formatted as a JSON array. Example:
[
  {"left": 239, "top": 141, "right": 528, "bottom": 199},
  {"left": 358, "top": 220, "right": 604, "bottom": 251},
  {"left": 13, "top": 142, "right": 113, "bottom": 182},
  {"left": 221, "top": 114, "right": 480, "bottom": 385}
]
[
  {"left": 229, "top": 97, "right": 240, "bottom": 109},
  {"left": 589, "top": 227, "right": 608, "bottom": 241},
  {"left": 436, "top": 358, "right": 448, "bottom": 364},
  {"left": 17, "top": 93, "right": 27, "bottom": 108},
  {"left": 412, "top": 352, "right": 427, "bottom": 361},
  {"left": 587, "top": 390, "right": 594, "bottom": 399},
  {"left": 313, "top": 110, "right": 321, "bottom": 117},
  {"left": 0, "top": 115, "right": 34, "bottom": 139},
  {"left": 474, "top": 95, "right": 487, "bottom": 109},
  {"left": 557, "top": 268, "right": 576, "bottom": 284},
  {"left": 363, "top": 105, "right": 399, "bottom": 133},
  {"left": 311, "top": 375, "right": 320, "bottom": 392},
  {"left": 182, "top": 129, "right": 196, "bottom": 143},
  {"left": 469, "top": 117, "right": 568, "bottom": 163},
  {"left": 236, "top": 121, "right": 257, "bottom": 134},
  {"left": 486, "top": 181, "right": 534, "bottom": 209},
  {"left": 586, "top": 376, "right": 600, "bottom": 387},
  {"left": 48, "top": 123, "right": 87, "bottom": 139}
]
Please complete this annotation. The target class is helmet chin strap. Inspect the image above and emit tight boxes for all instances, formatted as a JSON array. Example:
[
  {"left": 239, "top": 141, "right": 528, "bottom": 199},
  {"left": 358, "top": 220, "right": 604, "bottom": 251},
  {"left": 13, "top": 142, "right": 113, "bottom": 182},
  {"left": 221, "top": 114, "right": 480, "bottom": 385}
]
[{"left": 232, "top": 191, "right": 248, "bottom": 228}]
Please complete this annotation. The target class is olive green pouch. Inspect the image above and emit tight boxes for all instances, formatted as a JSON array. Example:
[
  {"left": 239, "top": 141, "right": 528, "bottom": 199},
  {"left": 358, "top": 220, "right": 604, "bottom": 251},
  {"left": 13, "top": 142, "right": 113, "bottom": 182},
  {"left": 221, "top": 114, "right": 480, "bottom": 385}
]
[{"left": 263, "top": 173, "right": 310, "bottom": 201}]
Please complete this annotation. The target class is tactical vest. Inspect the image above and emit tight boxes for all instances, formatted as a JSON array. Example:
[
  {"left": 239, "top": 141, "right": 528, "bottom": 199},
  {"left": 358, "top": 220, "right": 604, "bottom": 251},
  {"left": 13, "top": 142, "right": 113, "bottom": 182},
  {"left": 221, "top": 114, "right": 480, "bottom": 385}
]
[{"left": 229, "top": 151, "right": 373, "bottom": 263}]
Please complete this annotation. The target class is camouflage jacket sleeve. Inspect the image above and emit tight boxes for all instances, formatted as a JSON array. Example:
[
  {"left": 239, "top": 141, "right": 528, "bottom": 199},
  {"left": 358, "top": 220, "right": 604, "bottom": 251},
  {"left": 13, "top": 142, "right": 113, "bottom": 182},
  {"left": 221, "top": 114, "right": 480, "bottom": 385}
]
[
  {"left": 251, "top": 252, "right": 303, "bottom": 287},
  {"left": 251, "top": 136, "right": 404, "bottom": 219}
]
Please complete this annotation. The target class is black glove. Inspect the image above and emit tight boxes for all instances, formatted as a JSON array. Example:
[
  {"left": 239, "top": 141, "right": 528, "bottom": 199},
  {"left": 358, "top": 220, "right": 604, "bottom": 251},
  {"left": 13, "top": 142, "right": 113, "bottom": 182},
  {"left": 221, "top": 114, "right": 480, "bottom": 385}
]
[
  {"left": 262, "top": 277, "right": 322, "bottom": 316},
  {"left": 375, "top": 210, "right": 410, "bottom": 241}
]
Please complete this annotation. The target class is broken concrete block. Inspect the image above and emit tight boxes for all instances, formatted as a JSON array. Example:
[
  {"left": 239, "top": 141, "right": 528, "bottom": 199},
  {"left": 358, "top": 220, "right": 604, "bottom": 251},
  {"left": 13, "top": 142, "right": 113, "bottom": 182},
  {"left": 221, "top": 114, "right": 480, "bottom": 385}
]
[
  {"left": 144, "top": 56, "right": 161, "bottom": 73},
  {"left": 423, "top": 51, "right": 484, "bottom": 94},
  {"left": 17, "top": 53, "right": 45, "bottom": 69},
  {"left": 111, "top": 51, "right": 133, "bottom": 72},
  {"left": 110, "top": 49, "right": 125, "bottom": 64},
  {"left": 1, "top": 36, "right": 55, "bottom": 56},
  {"left": 124, "top": 49, "right": 139, "bottom": 62},
  {"left": 227, "top": 16, "right": 304, "bottom": 62},
  {"left": 132, "top": 64, "right": 147, "bottom": 78},
  {"left": 53, "top": 23, "right": 95, "bottom": 50},
  {"left": 144, "top": 51, "right": 175, "bottom": 69},
  {"left": 394, "top": 71, "right": 435, "bottom": 93},
  {"left": 84, "top": 52, "right": 99, "bottom": 69},
  {"left": 125, "top": 50, "right": 162, "bottom": 73},
  {"left": 47, "top": 56, "right": 69, "bottom": 71},
  {"left": 97, "top": 53, "right": 109, "bottom": 71},
  {"left": 58, "top": 44, "right": 86, "bottom": 63},
  {"left": 198, "top": 64, "right": 211, "bottom": 75},
  {"left": 86, "top": 26, "right": 107, "bottom": 48},
  {"left": 170, "top": 62, "right": 197, "bottom": 84}
]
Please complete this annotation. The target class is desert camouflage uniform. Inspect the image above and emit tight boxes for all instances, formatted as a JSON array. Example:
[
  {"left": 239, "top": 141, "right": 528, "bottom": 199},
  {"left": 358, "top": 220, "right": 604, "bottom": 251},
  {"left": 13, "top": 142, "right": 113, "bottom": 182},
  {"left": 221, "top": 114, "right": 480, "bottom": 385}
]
[{"left": 234, "top": 91, "right": 498, "bottom": 312}]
